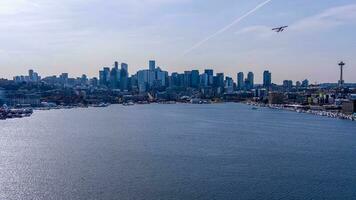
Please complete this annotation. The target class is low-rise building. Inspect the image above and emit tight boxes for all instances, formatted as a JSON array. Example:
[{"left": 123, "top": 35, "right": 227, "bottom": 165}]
[
  {"left": 268, "top": 92, "right": 284, "bottom": 104},
  {"left": 342, "top": 100, "right": 356, "bottom": 114}
]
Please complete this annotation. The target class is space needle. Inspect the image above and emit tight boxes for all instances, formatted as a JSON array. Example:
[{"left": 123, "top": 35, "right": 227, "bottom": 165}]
[{"left": 338, "top": 61, "right": 345, "bottom": 87}]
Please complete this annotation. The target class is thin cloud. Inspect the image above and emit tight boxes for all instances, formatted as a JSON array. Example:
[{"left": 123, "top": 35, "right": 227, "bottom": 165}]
[
  {"left": 183, "top": 0, "right": 273, "bottom": 55},
  {"left": 290, "top": 4, "right": 356, "bottom": 31},
  {"left": 0, "top": 0, "right": 39, "bottom": 15}
]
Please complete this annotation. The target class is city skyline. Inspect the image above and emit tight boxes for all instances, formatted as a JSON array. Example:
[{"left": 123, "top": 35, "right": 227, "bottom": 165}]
[
  {"left": 0, "top": 0, "right": 355, "bottom": 82},
  {"left": 5, "top": 59, "right": 353, "bottom": 85}
]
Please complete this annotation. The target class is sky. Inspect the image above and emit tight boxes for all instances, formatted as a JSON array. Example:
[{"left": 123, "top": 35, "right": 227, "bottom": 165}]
[{"left": 0, "top": 0, "right": 355, "bottom": 84}]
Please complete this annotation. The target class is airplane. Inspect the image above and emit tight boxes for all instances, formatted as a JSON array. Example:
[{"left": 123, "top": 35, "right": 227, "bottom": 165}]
[{"left": 272, "top": 26, "right": 288, "bottom": 32}]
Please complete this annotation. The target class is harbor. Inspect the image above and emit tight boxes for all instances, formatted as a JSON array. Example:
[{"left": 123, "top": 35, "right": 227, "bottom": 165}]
[
  {"left": 0, "top": 105, "right": 33, "bottom": 120},
  {"left": 247, "top": 102, "right": 356, "bottom": 121}
]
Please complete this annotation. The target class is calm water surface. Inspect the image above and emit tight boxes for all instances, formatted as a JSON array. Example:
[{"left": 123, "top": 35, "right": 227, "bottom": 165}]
[{"left": 0, "top": 103, "right": 356, "bottom": 200}]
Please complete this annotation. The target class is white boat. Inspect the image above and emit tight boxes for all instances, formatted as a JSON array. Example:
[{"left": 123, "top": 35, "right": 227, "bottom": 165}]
[{"left": 123, "top": 102, "right": 134, "bottom": 106}]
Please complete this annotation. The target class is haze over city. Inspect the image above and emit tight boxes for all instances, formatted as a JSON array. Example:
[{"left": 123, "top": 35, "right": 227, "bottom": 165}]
[{"left": 1, "top": 0, "right": 355, "bottom": 83}]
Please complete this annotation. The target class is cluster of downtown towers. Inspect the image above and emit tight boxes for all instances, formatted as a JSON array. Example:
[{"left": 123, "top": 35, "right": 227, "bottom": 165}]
[
  {"left": 13, "top": 60, "right": 276, "bottom": 95},
  {"left": 97, "top": 60, "right": 273, "bottom": 93}
]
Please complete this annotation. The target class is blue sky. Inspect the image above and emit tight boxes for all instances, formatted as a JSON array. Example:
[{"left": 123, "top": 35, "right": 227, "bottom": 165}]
[{"left": 0, "top": 0, "right": 355, "bottom": 83}]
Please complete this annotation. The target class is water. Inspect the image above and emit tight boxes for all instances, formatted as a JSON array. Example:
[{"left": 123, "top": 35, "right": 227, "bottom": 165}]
[{"left": 0, "top": 103, "right": 356, "bottom": 200}]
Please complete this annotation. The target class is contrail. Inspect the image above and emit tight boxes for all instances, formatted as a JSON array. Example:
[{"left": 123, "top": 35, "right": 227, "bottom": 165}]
[{"left": 183, "top": 0, "right": 273, "bottom": 55}]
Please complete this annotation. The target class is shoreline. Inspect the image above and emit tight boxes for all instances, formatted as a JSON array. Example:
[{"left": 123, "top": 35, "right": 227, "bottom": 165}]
[
  {"left": 245, "top": 102, "right": 356, "bottom": 122},
  {"left": 1, "top": 102, "right": 355, "bottom": 122},
  {"left": 0, "top": 108, "right": 33, "bottom": 120}
]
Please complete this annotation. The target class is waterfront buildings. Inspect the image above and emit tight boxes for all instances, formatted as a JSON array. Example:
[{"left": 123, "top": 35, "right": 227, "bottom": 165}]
[
  {"left": 3, "top": 59, "right": 355, "bottom": 117},
  {"left": 268, "top": 92, "right": 285, "bottom": 104},
  {"left": 342, "top": 100, "right": 356, "bottom": 114}
]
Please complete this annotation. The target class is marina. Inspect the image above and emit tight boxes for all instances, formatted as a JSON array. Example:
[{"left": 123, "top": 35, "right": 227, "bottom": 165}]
[
  {"left": 0, "top": 106, "right": 33, "bottom": 120},
  {"left": 247, "top": 102, "right": 356, "bottom": 121}
]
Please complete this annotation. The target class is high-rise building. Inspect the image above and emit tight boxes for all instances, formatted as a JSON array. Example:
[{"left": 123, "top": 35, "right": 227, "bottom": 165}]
[
  {"left": 27, "top": 69, "right": 40, "bottom": 82},
  {"left": 156, "top": 70, "right": 168, "bottom": 88},
  {"left": 204, "top": 69, "right": 213, "bottom": 76},
  {"left": 81, "top": 74, "right": 88, "bottom": 85},
  {"left": 148, "top": 70, "right": 156, "bottom": 87},
  {"left": 247, "top": 72, "right": 254, "bottom": 90},
  {"left": 283, "top": 80, "right": 293, "bottom": 90},
  {"left": 301, "top": 79, "right": 309, "bottom": 88},
  {"left": 121, "top": 63, "right": 128, "bottom": 73},
  {"left": 29, "top": 70, "right": 34, "bottom": 81},
  {"left": 110, "top": 67, "right": 119, "bottom": 88},
  {"left": 137, "top": 70, "right": 149, "bottom": 92},
  {"left": 60, "top": 73, "right": 69, "bottom": 85},
  {"left": 191, "top": 70, "right": 200, "bottom": 88},
  {"left": 237, "top": 72, "right": 244, "bottom": 90},
  {"left": 129, "top": 75, "right": 138, "bottom": 91},
  {"left": 296, "top": 81, "right": 301, "bottom": 88},
  {"left": 98, "top": 67, "right": 111, "bottom": 86},
  {"left": 114, "top": 61, "right": 119, "bottom": 69},
  {"left": 184, "top": 71, "right": 192, "bottom": 88},
  {"left": 263, "top": 70, "right": 272, "bottom": 88},
  {"left": 90, "top": 77, "right": 98, "bottom": 87},
  {"left": 120, "top": 63, "right": 129, "bottom": 91},
  {"left": 215, "top": 73, "right": 225, "bottom": 88},
  {"left": 99, "top": 70, "right": 105, "bottom": 85},
  {"left": 149, "top": 60, "right": 156, "bottom": 71},
  {"left": 225, "top": 77, "right": 234, "bottom": 94},
  {"left": 200, "top": 73, "right": 209, "bottom": 87},
  {"left": 169, "top": 72, "right": 180, "bottom": 87},
  {"left": 204, "top": 69, "right": 214, "bottom": 86},
  {"left": 103, "top": 67, "right": 111, "bottom": 85},
  {"left": 178, "top": 73, "right": 185, "bottom": 87}
]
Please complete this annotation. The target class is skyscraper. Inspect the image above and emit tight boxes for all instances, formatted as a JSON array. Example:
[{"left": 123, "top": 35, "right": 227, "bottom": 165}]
[
  {"left": 121, "top": 63, "right": 129, "bottom": 91},
  {"left": 102, "top": 67, "right": 111, "bottom": 86},
  {"left": 110, "top": 67, "right": 119, "bottom": 88},
  {"left": 215, "top": 73, "right": 225, "bottom": 88},
  {"left": 149, "top": 60, "right": 156, "bottom": 71},
  {"left": 114, "top": 61, "right": 119, "bottom": 69},
  {"left": 60, "top": 73, "right": 69, "bottom": 85},
  {"left": 225, "top": 77, "right": 234, "bottom": 94},
  {"left": 247, "top": 72, "right": 254, "bottom": 89},
  {"left": 169, "top": 72, "right": 180, "bottom": 87},
  {"left": 237, "top": 72, "right": 244, "bottom": 90},
  {"left": 200, "top": 73, "right": 209, "bottom": 87},
  {"left": 121, "top": 63, "right": 128, "bottom": 73},
  {"left": 301, "top": 79, "right": 309, "bottom": 88},
  {"left": 204, "top": 69, "right": 214, "bottom": 86},
  {"left": 81, "top": 74, "right": 88, "bottom": 85},
  {"left": 156, "top": 70, "right": 168, "bottom": 88},
  {"left": 191, "top": 70, "right": 200, "bottom": 88},
  {"left": 99, "top": 70, "right": 105, "bottom": 85},
  {"left": 263, "top": 70, "right": 272, "bottom": 88},
  {"left": 29, "top": 69, "right": 34, "bottom": 81},
  {"left": 137, "top": 70, "right": 149, "bottom": 92},
  {"left": 184, "top": 71, "right": 192, "bottom": 88},
  {"left": 283, "top": 80, "right": 293, "bottom": 90}
]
